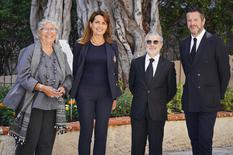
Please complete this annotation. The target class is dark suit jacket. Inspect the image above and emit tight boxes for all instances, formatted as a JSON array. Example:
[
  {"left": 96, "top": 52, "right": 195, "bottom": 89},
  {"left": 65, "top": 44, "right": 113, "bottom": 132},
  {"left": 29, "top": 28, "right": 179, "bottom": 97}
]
[
  {"left": 70, "top": 42, "right": 121, "bottom": 99},
  {"left": 129, "top": 55, "right": 177, "bottom": 121},
  {"left": 180, "top": 31, "right": 230, "bottom": 112}
]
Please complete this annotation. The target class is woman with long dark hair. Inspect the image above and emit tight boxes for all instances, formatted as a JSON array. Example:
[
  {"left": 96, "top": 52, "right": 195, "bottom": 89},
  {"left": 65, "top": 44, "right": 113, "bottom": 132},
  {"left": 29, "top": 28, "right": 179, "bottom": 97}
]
[{"left": 70, "top": 11, "right": 121, "bottom": 155}]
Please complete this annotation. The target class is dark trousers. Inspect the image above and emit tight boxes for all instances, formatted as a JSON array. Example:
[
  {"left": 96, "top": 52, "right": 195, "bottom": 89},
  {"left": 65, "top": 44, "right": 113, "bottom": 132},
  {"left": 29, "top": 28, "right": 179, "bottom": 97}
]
[
  {"left": 16, "top": 108, "right": 56, "bottom": 155},
  {"left": 131, "top": 108, "right": 165, "bottom": 155},
  {"left": 77, "top": 86, "right": 112, "bottom": 155},
  {"left": 185, "top": 112, "right": 217, "bottom": 155}
]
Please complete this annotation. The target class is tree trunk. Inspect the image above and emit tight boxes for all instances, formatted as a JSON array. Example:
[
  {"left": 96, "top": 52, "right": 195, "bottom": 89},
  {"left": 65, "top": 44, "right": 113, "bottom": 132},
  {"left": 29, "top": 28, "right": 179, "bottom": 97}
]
[
  {"left": 75, "top": 0, "right": 162, "bottom": 87},
  {"left": 30, "top": 0, "right": 161, "bottom": 87},
  {"left": 30, "top": 0, "right": 72, "bottom": 41}
]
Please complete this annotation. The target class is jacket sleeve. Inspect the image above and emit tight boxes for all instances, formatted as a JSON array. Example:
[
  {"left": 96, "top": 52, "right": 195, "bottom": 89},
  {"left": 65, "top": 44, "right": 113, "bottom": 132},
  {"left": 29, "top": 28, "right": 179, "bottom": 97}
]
[
  {"left": 129, "top": 59, "right": 135, "bottom": 95},
  {"left": 72, "top": 42, "right": 81, "bottom": 77},
  {"left": 111, "top": 42, "right": 119, "bottom": 82},
  {"left": 16, "top": 46, "right": 38, "bottom": 92},
  {"left": 167, "top": 62, "right": 177, "bottom": 102},
  {"left": 215, "top": 37, "right": 230, "bottom": 99}
]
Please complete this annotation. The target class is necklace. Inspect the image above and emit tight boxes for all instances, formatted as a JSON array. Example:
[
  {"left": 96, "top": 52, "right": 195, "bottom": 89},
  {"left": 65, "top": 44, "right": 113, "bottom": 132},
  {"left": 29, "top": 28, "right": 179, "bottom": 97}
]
[{"left": 90, "top": 37, "right": 105, "bottom": 46}]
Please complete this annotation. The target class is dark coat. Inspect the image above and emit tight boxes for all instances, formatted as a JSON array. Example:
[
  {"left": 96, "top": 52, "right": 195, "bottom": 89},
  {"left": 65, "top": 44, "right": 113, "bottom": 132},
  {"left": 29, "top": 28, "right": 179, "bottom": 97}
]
[
  {"left": 70, "top": 42, "right": 121, "bottom": 99},
  {"left": 129, "top": 55, "right": 177, "bottom": 121},
  {"left": 180, "top": 31, "right": 230, "bottom": 112}
]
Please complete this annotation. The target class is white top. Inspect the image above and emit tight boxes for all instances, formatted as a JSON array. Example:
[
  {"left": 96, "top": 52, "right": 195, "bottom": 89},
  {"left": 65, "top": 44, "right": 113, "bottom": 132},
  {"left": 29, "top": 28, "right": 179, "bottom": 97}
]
[
  {"left": 190, "top": 29, "right": 206, "bottom": 53},
  {"left": 145, "top": 53, "right": 160, "bottom": 76}
]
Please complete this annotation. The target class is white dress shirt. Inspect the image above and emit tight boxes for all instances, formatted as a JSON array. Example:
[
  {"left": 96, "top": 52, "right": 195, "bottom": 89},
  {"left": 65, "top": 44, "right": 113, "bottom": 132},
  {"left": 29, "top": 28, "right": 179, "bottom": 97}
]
[
  {"left": 190, "top": 29, "right": 206, "bottom": 53},
  {"left": 145, "top": 53, "right": 160, "bottom": 76}
]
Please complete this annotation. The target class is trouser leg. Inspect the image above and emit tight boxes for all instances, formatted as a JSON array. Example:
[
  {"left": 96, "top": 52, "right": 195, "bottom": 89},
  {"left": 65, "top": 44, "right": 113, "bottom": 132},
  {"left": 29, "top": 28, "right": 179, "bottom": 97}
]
[
  {"left": 15, "top": 108, "right": 43, "bottom": 155},
  {"left": 35, "top": 110, "right": 56, "bottom": 155},
  {"left": 131, "top": 118, "right": 147, "bottom": 155},
  {"left": 147, "top": 120, "right": 165, "bottom": 155}
]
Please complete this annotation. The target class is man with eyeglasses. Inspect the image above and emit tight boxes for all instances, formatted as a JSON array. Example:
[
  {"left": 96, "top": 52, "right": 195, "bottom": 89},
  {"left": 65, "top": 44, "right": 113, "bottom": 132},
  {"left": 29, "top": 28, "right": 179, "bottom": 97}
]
[
  {"left": 129, "top": 31, "right": 177, "bottom": 155},
  {"left": 179, "top": 6, "right": 230, "bottom": 155}
]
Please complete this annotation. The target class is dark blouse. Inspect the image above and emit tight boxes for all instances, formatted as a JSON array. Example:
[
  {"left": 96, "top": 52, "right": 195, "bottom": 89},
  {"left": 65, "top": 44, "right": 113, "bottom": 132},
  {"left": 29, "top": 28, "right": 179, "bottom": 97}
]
[
  {"left": 79, "top": 43, "right": 110, "bottom": 89},
  {"left": 33, "top": 51, "right": 63, "bottom": 110}
]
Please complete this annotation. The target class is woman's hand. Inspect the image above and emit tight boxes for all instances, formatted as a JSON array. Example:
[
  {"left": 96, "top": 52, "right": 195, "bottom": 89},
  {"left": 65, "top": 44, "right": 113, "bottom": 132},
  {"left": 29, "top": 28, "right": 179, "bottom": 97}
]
[
  {"left": 57, "top": 86, "right": 66, "bottom": 97},
  {"left": 35, "top": 83, "right": 59, "bottom": 98},
  {"left": 42, "top": 85, "right": 61, "bottom": 98},
  {"left": 112, "top": 100, "right": 117, "bottom": 111}
]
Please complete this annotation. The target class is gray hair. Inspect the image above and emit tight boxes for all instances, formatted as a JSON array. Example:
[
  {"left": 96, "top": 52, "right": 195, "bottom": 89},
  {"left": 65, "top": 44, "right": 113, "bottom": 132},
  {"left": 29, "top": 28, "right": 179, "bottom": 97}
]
[
  {"left": 37, "top": 19, "right": 59, "bottom": 42},
  {"left": 145, "top": 31, "right": 163, "bottom": 43},
  {"left": 37, "top": 18, "right": 59, "bottom": 32}
]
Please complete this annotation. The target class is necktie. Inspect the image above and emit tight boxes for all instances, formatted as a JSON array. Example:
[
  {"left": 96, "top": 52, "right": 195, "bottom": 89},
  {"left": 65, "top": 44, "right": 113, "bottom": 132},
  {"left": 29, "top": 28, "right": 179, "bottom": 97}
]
[
  {"left": 145, "top": 58, "right": 154, "bottom": 85},
  {"left": 190, "top": 38, "right": 197, "bottom": 63}
]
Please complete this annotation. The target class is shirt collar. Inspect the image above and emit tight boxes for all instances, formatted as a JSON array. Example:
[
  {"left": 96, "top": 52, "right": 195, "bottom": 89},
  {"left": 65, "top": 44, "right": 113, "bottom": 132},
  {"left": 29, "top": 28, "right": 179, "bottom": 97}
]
[
  {"left": 145, "top": 53, "right": 160, "bottom": 62},
  {"left": 191, "top": 29, "right": 206, "bottom": 41}
]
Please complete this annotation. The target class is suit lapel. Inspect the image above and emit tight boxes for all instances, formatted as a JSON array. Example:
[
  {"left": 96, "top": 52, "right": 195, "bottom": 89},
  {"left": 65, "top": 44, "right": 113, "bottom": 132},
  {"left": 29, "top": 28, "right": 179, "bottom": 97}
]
[
  {"left": 192, "top": 32, "right": 208, "bottom": 66},
  {"left": 73, "top": 43, "right": 89, "bottom": 81},
  {"left": 184, "top": 37, "right": 192, "bottom": 67},
  {"left": 105, "top": 43, "right": 114, "bottom": 73},
  {"left": 138, "top": 55, "right": 148, "bottom": 87},
  {"left": 151, "top": 56, "right": 164, "bottom": 83}
]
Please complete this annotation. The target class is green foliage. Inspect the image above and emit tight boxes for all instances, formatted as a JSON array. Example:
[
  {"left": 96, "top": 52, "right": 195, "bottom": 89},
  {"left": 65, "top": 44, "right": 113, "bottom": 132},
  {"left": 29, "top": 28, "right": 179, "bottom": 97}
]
[
  {"left": 0, "top": 105, "right": 15, "bottom": 126},
  {"left": 111, "top": 89, "right": 132, "bottom": 117},
  {"left": 0, "top": 0, "right": 32, "bottom": 46},
  {"left": 0, "top": 85, "right": 233, "bottom": 125},
  {"left": 65, "top": 99, "right": 79, "bottom": 122},
  {"left": 0, "top": 85, "right": 10, "bottom": 102},
  {"left": 0, "top": 86, "right": 14, "bottom": 126},
  {"left": 167, "top": 83, "right": 183, "bottom": 114},
  {"left": 221, "top": 87, "right": 233, "bottom": 111},
  {"left": 159, "top": 0, "right": 233, "bottom": 55}
]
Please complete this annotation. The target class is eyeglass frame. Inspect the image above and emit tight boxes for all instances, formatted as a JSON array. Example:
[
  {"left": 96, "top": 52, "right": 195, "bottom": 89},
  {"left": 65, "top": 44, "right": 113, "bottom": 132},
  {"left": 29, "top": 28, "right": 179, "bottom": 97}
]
[
  {"left": 40, "top": 27, "right": 58, "bottom": 33},
  {"left": 146, "top": 40, "right": 161, "bottom": 45}
]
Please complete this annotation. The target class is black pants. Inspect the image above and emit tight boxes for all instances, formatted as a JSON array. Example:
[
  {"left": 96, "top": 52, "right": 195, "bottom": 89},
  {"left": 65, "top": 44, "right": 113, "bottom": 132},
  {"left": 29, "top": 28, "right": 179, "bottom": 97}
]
[
  {"left": 185, "top": 112, "right": 217, "bottom": 155},
  {"left": 15, "top": 108, "right": 56, "bottom": 155},
  {"left": 131, "top": 108, "right": 165, "bottom": 155},
  {"left": 77, "top": 86, "right": 112, "bottom": 155}
]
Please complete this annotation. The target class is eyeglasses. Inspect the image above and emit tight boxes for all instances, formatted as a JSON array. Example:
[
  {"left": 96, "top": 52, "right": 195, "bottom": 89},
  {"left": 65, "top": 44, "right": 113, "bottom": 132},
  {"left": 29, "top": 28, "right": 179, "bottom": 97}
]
[
  {"left": 41, "top": 28, "right": 57, "bottom": 33},
  {"left": 146, "top": 40, "right": 160, "bottom": 45}
]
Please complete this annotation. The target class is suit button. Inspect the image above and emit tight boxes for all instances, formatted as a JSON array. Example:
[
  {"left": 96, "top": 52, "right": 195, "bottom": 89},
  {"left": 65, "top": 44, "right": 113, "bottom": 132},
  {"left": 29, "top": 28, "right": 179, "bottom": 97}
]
[
  {"left": 197, "top": 73, "right": 200, "bottom": 76},
  {"left": 147, "top": 90, "right": 150, "bottom": 94},
  {"left": 198, "top": 86, "right": 201, "bottom": 88}
]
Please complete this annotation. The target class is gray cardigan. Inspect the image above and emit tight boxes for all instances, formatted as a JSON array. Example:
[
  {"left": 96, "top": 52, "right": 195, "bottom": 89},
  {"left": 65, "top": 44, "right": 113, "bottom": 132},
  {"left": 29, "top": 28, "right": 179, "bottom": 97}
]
[{"left": 3, "top": 42, "right": 72, "bottom": 111}]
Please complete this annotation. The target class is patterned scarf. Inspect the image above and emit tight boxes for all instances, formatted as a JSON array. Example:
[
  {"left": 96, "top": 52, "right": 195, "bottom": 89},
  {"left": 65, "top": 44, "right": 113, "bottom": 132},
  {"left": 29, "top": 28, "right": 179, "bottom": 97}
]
[
  {"left": 9, "top": 96, "right": 67, "bottom": 145},
  {"left": 9, "top": 42, "right": 67, "bottom": 145}
]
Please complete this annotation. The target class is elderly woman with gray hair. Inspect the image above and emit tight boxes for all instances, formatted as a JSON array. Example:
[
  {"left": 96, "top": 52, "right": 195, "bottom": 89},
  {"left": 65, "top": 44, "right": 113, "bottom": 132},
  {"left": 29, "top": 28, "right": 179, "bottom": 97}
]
[{"left": 4, "top": 19, "right": 72, "bottom": 155}]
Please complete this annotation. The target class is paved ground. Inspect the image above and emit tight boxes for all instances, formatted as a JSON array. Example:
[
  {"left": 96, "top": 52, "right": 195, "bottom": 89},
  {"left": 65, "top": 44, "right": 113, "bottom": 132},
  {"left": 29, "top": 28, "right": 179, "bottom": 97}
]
[
  {"left": 1, "top": 114, "right": 233, "bottom": 155},
  {"left": 163, "top": 146, "right": 233, "bottom": 155},
  {"left": 1, "top": 135, "right": 233, "bottom": 155}
]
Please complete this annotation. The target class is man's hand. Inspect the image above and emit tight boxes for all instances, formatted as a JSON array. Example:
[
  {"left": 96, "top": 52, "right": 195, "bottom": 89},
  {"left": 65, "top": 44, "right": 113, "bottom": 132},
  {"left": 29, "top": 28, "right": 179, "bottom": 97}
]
[{"left": 112, "top": 100, "right": 117, "bottom": 111}]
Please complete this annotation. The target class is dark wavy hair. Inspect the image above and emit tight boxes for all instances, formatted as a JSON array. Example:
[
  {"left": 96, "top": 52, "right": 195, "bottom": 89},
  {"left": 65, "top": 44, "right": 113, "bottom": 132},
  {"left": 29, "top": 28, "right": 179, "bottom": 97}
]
[
  {"left": 186, "top": 5, "right": 205, "bottom": 20},
  {"left": 79, "top": 10, "right": 112, "bottom": 44}
]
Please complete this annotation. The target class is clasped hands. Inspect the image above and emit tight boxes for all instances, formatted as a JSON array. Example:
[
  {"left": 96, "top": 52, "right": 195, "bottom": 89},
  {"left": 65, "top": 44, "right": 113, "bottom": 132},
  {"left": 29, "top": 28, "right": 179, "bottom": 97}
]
[
  {"left": 45, "top": 86, "right": 65, "bottom": 98},
  {"left": 37, "top": 83, "right": 65, "bottom": 98}
]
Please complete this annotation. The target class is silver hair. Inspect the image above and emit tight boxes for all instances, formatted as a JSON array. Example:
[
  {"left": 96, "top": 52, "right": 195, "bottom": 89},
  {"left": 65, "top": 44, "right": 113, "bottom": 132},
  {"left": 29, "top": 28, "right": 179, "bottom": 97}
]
[
  {"left": 145, "top": 31, "right": 163, "bottom": 43},
  {"left": 37, "top": 18, "right": 59, "bottom": 42},
  {"left": 37, "top": 18, "right": 59, "bottom": 32}
]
